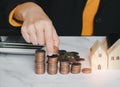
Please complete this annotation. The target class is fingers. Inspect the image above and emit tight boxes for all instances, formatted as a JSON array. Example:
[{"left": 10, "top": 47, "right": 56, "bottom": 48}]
[
  {"left": 17, "top": 2, "right": 59, "bottom": 55},
  {"left": 28, "top": 24, "right": 37, "bottom": 45},
  {"left": 21, "top": 23, "right": 30, "bottom": 43},
  {"left": 44, "top": 22, "right": 54, "bottom": 56},
  {"left": 52, "top": 26, "right": 60, "bottom": 47},
  {"left": 35, "top": 22, "right": 45, "bottom": 45},
  {"left": 44, "top": 24, "right": 59, "bottom": 56},
  {"left": 21, "top": 23, "right": 38, "bottom": 45},
  {"left": 21, "top": 20, "right": 59, "bottom": 56}
]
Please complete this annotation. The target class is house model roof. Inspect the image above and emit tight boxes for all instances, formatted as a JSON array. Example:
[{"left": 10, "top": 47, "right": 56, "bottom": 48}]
[
  {"left": 106, "top": 33, "right": 120, "bottom": 47},
  {"left": 90, "top": 38, "right": 108, "bottom": 57},
  {"left": 108, "top": 39, "right": 120, "bottom": 53}
]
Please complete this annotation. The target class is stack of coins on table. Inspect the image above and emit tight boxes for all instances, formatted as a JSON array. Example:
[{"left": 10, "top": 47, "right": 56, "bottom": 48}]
[
  {"left": 34, "top": 48, "right": 91, "bottom": 75},
  {"left": 58, "top": 50, "right": 83, "bottom": 74},
  {"left": 35, "top": 49, "right": 45, "bottom": 74},
  {"left": 71, "top": 63, "right": 81, "bottom": 74},
  {"left": 47, "top": 55, "right": 58, "bottom": 75},
  {"left": 59, "top": 59, "right": 70, "bottom": 74}
]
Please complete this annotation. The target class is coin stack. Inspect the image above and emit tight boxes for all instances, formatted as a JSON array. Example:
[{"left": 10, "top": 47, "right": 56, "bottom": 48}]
[
  {"left": 71, "top": 63, "right": 81, "bottom": 74},
  {"left": 35, "top": 49, "right": 45, "bottom": 74},
  {"left": 47, "top": 55, "right": 58, "bottom": 75},
  {"left": 59, "top": 60, "right": 70, "bottom": 74}
]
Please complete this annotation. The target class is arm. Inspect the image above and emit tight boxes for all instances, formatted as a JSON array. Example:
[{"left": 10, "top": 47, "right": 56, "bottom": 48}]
[
  {"left": 81, "top": 0, "right": 100, "bottom": 35},
  {"left": 13, "top": 2, "right": 60, "bottom": 55},
  {"left": 1, "top": 0, "right": 59, "bottom": 55},
  {"left": 1, "top": 0, "right": 35, "bottom": 26}
]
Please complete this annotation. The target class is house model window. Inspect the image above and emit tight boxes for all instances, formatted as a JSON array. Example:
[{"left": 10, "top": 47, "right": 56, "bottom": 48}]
[
  {"left": 111, "top": 56, "right": 114, "bottom": 60},
  {"left": 98, "top": 53, "right": 102, "bottom": 57},
  {"left": 116, "top": 56, "right": 119, "bottom": 60},
  {"left": 98, "top": 64, "right": 101, "bottom": 70}
]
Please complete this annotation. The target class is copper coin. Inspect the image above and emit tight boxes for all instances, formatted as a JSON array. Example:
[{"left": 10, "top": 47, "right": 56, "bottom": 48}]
[
  {"left": 47, "top": 54, "right": 58, "bottom": 63},
  {"left": 82, "top": 68, "right": 92, "bottom": 74},
  {"left": 35, "top": 68, "right": 45, "bottom": 74},
  {"left": 35, "top": 63, "right": 45, "bottom": 69},
  {"left": 68, "top": 58, "right": 77, "bottom": 63}
]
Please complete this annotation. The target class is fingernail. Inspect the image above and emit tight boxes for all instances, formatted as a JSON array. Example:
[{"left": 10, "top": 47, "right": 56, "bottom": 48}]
[
  {"left": 53, "top": 46, "right": 59, "bottom": 54},
  {"left": 27, "top": 40, "right": 31, "bottom": 43},
  {"left": 47, "top": 51, "right": 53, "bottom": 56},
  {"left": 33, "top": 42, "right": 37, "bottom": 45}
]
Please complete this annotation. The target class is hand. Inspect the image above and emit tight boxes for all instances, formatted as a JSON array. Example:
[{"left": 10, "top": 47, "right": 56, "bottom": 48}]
[{"left": 14, "top": 2, "right": 59, "bottom": 55}]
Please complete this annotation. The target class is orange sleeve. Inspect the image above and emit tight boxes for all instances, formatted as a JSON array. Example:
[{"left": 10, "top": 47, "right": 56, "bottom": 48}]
[
  {"left": 9, "top": 7, "right": 22, "bottom": 27},
  {"left": 81, "top": 0, "right": 100, "bottom": 36}
]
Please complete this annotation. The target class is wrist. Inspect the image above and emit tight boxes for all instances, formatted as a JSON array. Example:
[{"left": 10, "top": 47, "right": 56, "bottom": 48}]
[{"left": 14, "top": 2, "right": 42, "bottom": 21}]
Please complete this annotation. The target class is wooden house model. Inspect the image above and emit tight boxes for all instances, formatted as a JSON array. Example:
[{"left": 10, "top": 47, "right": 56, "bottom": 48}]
[
  {"left": 89, "top": 38, "right": 108, "bottom": 70},
  {"left": 89, "top": 38, "right": 120, "bottom": 70},
  {"left": 107, "top": 39, "right": 120, "bottom": 69}
]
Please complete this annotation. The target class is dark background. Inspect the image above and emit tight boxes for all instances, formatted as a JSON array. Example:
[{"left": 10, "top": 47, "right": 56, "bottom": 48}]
[{"left": 0, "top": 0, "right": 120, "bottom": 37}]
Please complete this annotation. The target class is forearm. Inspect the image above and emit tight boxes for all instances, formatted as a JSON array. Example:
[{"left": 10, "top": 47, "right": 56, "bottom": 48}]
[
  {"left": 12, "top": 1, "right": 59, "bottom": 55},
  {"left": 1, "top": 0, "right": 35, "bottom": 20},
  {"left": 14, "top": 2, "right": 43, "bottom": 22},
  {"left": 0, "top": 0, "right": 36, "bottom": 27}
]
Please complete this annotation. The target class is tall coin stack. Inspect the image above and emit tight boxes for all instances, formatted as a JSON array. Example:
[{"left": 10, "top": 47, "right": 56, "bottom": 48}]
[
  {"left": 47, "top": 55, "right": 58, "bottom": 75},
  {"left": 35, "top": 49, "right": 45, "bottom": 74}
]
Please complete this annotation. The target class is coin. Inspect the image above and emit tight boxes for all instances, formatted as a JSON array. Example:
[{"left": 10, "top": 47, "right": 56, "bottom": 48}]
[
  {"left": 35, "top": 68, "right": 45, "bottom": 74},
  {"left": 68, "top": 58, "right": 77, "bottom": 63},
  {"left": 47, "top": 54, "right": 58, "bottom": 63},
  {"left": 82, "top": 68, "right": 92, "bottom": 74},
  {"left": 75, "top": 56, "right": 85, "bottom": 62},
  {"left": 58, "top": 50, "right": 67, "bottom": 55},
  {"left": 58, "top": 54, "right": 67, "bottom": 61}
]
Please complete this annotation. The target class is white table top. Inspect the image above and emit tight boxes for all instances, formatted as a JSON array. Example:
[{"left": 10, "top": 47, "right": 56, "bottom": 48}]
[{"left": 0, "top": 36, "right": 120, "bottom": 87}]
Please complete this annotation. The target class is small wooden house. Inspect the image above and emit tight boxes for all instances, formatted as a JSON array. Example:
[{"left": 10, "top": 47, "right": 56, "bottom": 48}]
[
  {"left": 107, "top": 39, "right": 120, "bottom": 69},
  {"left": 89, "top": 38, "right": 108, "bottom": 70}
]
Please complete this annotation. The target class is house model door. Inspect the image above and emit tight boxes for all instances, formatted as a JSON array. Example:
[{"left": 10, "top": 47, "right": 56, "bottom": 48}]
[{"left": 98, "top": 64, "right": 101, "bottom": 70}]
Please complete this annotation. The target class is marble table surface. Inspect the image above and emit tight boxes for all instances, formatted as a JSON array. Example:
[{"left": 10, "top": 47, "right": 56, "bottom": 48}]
[{"left": 0, "top": 36, "right": 120, "bottom": 87}]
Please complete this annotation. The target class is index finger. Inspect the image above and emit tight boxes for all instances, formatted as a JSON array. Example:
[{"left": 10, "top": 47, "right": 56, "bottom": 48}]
[
  {"left": 52, "top": 26, "right": 60, "bottom": 47},
  {"left": 44, "top": 23, "right": 54, "bottom": 56}
]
